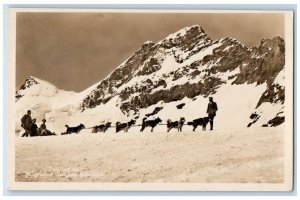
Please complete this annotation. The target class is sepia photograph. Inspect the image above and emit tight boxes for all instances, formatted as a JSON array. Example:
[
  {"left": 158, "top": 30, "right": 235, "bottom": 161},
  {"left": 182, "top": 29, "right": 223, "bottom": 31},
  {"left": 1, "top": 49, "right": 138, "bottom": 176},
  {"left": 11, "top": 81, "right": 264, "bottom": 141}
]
[{"left": 6, "top": 9, "right": 294, "bottom": 191}]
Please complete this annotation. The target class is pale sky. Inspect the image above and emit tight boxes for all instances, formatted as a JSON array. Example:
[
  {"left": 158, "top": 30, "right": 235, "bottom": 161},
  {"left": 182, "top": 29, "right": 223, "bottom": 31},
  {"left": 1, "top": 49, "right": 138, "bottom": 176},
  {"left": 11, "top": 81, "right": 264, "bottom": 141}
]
[{"left": 16, "top": 12, "right": 285, "bottom": 92}]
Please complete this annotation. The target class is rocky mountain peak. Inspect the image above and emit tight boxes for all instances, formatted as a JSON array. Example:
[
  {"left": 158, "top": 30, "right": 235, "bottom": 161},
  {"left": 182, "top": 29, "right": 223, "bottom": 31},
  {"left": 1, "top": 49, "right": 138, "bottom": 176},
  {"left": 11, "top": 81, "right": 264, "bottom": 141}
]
[
  {"left": 16, "top": 75, "right": 60, "bottom": 102},
  {"left": 141, "top": 41, "right": 155, "bottom": 49},
  {"left": 16, "top": 25, "right": 286, "bottom": 129},
  {"left": 16, "top": 76, "right": 39, "bottom": 101},
  {"left": 260, "top": 36, "right": 284, "bottom": 47},
  {"left": 80, "top": 26, "right": 285, "bottom": 128},
  {"left": 20, "top": 76, "right": 39, "bottom": 90},
  {"left": 160, "top": 25, "right": 212, "bottom": 50},
  {"left": 163, "top": 25, "right": 207, "bottom": 40}
]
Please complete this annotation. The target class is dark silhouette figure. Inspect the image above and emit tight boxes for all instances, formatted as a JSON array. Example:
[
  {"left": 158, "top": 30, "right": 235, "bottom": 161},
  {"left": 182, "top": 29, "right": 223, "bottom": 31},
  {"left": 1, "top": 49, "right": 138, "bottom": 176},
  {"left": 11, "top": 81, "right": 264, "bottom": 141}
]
[
  {"left": 39, "top": 119, "right": 56, "bottom": 136},
  {"left": 30, "top": 119, "right": 38, "bottom": 137},
  {"left": 187, "top": 117, "right": 210, "bottom": 131},
  {"left": 166, "top": 117, "right": 186, "bottom": 132},
  {"left": 140, "top": 117, "right": 162, "bottom": 132},
  {"left": 21, "top": 110, "right": 32, "bottom": 137},
  {"left": 92, "top": 122, "right": 112, "bottom": 133},
  {"left": 206, "top": 97, "right": 218, "bottom": 130},
  {"left": 116, "top": 120, "right": 136, "bottom": 133},
  {"left": 39, "top": 119, "right": 47, "bottom": 136},
  {"left": 64, "top": 124, "right": 85, "bottom": 134}
]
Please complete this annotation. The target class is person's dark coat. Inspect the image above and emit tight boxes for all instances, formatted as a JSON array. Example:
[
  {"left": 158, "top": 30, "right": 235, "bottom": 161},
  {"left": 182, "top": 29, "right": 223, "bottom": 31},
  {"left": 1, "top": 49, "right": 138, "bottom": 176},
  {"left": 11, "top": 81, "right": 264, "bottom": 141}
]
[
  {"left": 207, "top": 100, "right": 218, "bottom": 130},
  {"left": 207, "top": 101, "right": 218, "bottom": 117},
  {"left": 30, "top": 123, "right": 38, "bottom": 137},
  {"left": 21, "top": 114, "right": 32, "bottom": 129}
]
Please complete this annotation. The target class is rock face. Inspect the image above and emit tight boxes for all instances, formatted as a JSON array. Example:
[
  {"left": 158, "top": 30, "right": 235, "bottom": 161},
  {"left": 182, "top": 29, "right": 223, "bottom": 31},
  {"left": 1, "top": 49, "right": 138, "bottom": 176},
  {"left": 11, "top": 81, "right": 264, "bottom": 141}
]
[
  {"left": 15, "top": 76, "right": 39, "bottom": 101},
  {"left": 16, "top": 25, "right": 285, "bottom": 129},
  {"left": 81, "top": 25, "right": 285, "bottom": 127}
]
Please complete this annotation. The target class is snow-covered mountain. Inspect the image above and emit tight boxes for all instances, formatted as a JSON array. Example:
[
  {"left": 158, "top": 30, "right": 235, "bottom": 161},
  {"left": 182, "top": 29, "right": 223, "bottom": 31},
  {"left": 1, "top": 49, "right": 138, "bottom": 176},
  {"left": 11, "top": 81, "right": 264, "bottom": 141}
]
[{"left": 15, "top": 25, "right": 285, "bottom": 134}]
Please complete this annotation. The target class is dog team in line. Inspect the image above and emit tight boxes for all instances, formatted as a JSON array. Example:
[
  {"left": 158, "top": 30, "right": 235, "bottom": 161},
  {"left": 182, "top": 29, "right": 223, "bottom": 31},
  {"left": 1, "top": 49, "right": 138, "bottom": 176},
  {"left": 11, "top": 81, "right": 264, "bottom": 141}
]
[{"left": 21, "top": 97, "right": 218, "bottom": 136}]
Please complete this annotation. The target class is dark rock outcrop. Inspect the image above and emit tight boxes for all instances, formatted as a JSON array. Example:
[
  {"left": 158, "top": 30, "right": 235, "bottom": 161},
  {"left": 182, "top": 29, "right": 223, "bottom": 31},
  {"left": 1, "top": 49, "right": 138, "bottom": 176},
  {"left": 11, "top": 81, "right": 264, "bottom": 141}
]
[{"left": 80, "top": 25, "right": 285, "bottom": 123}]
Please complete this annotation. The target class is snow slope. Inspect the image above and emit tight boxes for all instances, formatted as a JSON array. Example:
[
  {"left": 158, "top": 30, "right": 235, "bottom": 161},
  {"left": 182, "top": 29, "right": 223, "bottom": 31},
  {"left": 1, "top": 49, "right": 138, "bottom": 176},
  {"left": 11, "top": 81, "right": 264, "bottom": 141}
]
[
  {"left": 15, "top": 77, "right": 125, "bottom": 134},
  {"left": 15, "top": 127, "right": 284, "bottom": 183},
  {"left": 15, "top": 75, "right": 284, "bottom": 135},
  {"left": 15, "top": 25, "right": 285, "bottom": 135}
]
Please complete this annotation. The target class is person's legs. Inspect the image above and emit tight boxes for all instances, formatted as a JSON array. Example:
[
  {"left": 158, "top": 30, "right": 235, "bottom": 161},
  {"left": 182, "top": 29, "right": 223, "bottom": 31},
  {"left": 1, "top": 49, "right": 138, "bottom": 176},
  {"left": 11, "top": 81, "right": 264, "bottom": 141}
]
[
  {"left": 21, "top": 132, "right": 27, "bottom": 137},
  {"left": 22, "top": 128, "right": 30, "bottom": 137},
  {"left": 209, "top": 114, "right": 215, "bottom": 130},
  {"left": 46, "top": 130, "right": 52, "bottom": 135},
  {"left": 41, "top": 129, "right": 47, "bottom": 136}
]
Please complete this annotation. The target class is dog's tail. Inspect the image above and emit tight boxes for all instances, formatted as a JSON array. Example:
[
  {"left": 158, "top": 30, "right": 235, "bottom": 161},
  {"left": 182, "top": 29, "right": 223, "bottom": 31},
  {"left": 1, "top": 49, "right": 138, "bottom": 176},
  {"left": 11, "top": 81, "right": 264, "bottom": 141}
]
[{"left": 142, "top": 117, "right": 147, "bottom": 123}]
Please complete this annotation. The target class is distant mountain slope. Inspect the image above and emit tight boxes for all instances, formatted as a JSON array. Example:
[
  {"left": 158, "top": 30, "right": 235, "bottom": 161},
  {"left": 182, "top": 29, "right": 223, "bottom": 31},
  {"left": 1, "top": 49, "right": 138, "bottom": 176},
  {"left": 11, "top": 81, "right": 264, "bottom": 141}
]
[
  {"left": 80, "top": 25, "right": 285, "bottom": 127},
  {"left": 15, "top": 25, "right": 285, "bottom": 134}
]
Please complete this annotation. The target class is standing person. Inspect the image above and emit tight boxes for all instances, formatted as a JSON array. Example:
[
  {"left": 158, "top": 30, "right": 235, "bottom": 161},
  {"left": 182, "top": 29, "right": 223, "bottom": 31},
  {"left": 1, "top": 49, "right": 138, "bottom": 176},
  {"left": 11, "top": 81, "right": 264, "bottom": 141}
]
[
  {"left": 206, "top": 97, "right": 218, "bottom": 130},
  {"left": 21, "top": 110, "right": 32, "bottom": 137}
]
